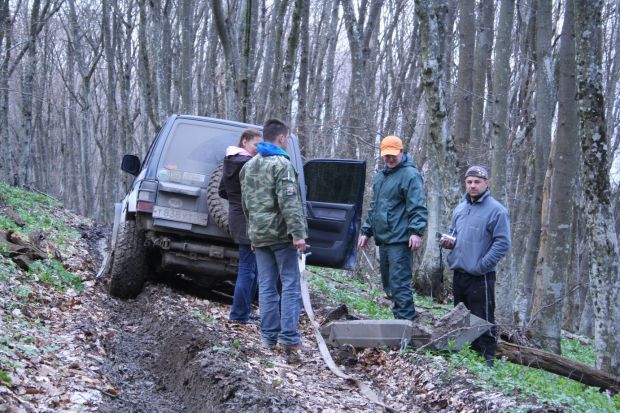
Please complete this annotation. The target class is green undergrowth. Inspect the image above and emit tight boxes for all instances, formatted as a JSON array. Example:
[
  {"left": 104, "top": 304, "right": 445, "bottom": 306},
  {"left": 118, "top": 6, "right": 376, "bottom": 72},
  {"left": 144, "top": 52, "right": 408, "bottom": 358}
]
[
  {"left": 307, "top": 266, "right": 451, "bottom": 319},
  {"left": 445, "top": 346, "right": 619, "bottom": 413},
  {"left": 308, "top": 265, "right": 617, "bottom": 412},
  {"left": 1, "top": 184, "right": 87, "bottom": 383},
  {"left": 0, "top": 181, "right": 81, "bottom": 252},
  {"left": 307, "top": 266, "right": 392, "bottom": 319}
]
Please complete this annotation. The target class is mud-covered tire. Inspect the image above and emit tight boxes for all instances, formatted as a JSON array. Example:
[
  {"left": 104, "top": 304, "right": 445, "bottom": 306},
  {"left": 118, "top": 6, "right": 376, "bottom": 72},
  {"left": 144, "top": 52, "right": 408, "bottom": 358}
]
[
  {"left": 206, "top": 163, "right": 230, "bottom": 234},
  {"left": 109, "top": 221, "right": 148, "bottom": 299}
]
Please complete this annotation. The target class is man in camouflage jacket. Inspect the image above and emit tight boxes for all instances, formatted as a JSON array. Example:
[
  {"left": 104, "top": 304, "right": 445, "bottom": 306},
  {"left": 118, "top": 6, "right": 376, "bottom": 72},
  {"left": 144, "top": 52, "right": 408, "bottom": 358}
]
[{"left": 240, "top": 118, "right": 308, "bottom": 352}]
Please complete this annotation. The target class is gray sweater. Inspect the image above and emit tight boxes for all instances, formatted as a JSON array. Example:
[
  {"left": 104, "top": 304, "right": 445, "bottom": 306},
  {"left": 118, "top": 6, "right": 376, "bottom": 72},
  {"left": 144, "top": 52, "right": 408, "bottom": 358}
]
[{"left": 447, "top": 190, "right": 511, "bottom": 275}]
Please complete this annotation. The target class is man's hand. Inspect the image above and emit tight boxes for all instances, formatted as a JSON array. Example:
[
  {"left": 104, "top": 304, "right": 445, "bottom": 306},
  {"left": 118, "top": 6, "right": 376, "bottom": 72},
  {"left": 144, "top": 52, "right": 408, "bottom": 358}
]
[
  {"left": 439, "top": 238, "right": 455, "bottom": 249},
  {"left": 358, "top": 235, "right": 369, "bottom": 249},
  {"left": 293, "top": 238, "right": 306, "bottom": 252},
  {"left": 409, "top": 234, "right": 423, "bottom": 251}
]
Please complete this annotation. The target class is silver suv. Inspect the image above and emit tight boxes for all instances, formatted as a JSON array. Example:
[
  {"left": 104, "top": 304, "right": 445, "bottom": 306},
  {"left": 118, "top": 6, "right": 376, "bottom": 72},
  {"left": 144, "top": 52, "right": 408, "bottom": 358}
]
[{"left": 105, "top": 115, "right": 366, "bottom": 298}]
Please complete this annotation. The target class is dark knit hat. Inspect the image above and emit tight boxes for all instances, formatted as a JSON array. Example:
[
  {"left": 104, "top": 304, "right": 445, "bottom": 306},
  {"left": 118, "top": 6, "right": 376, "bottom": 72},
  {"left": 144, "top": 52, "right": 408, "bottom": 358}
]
[{"left": 465, "top": 165, "right": 489, "bottom": 180}]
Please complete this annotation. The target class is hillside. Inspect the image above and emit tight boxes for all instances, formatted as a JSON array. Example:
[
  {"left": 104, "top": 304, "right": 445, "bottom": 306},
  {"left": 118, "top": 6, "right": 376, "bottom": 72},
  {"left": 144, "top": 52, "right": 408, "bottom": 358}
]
[{"left": 0, "top": 183, "right": 618, "bottom": 412}]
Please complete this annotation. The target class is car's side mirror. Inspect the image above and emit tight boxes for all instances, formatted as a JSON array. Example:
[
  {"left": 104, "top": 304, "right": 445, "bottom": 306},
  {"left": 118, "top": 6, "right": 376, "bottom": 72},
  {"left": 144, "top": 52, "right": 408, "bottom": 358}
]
[{"left": 121, "top": 154, "right": 141, "bottom": 176}]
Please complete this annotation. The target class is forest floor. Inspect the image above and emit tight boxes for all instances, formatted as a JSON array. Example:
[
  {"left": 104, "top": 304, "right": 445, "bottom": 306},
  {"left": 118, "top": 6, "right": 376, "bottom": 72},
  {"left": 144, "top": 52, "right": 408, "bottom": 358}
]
[{"left": 0, "top": 209, "right": 565, "bottom": 412}]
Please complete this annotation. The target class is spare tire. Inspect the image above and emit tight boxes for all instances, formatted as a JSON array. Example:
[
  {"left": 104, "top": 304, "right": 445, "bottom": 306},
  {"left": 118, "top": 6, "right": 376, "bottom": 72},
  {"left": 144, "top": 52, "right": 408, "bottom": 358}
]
[{"left": 207, "top": 163, "right": 230, "bottom": 234}]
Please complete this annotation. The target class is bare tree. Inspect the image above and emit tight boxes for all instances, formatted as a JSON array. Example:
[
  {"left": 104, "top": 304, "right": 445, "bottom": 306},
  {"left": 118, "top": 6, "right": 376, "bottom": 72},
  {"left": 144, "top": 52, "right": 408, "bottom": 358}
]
[
  {"left": 528, "top": 0, "right": 578, "bottom": 353},
  {"left": 490, "top": 0, "right": 515, "bottom": 324},
  {"left": 415, "top": 0, "right": 460, "bottom": 296},
  {"left": 452, "top": 0, "right": 475, "bottom": 166},
  {"left": 574, "top": 0, "right": 620, "bottom": 374},
  {"left": 469, "top": 0, "right": 494, "bottom": 162}
]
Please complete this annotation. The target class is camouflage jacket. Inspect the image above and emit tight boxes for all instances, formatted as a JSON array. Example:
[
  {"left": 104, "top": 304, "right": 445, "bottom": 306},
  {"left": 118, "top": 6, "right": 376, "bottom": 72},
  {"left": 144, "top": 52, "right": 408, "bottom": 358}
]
[{"left": 240, "top": 142, "right": 308, "bottom": 247}]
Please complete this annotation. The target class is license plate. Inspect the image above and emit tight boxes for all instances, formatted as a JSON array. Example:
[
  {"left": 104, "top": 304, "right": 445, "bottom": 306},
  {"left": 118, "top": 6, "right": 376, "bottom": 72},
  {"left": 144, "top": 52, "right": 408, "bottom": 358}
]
[{"left": 152, "top": 206, "right": 208, "bottom": 226}]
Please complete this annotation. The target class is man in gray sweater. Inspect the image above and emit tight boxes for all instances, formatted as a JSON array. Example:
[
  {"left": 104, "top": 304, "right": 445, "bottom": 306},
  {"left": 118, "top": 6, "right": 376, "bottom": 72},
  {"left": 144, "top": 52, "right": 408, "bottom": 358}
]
[{"left": 440, "top": 165, "right": 511, "bottom": 366}]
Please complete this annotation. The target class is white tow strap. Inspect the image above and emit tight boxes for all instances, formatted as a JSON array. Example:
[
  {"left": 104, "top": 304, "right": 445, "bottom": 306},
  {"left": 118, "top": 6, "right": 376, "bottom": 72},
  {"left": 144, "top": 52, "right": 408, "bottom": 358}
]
[{"left": 298, "top": 254, "right": 396, "bottom": 412}]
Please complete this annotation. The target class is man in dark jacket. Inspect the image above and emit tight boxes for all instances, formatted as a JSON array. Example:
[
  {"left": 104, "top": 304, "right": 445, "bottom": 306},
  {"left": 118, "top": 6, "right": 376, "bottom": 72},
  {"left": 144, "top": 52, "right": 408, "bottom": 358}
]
[
  {"left": 218, "top": 128, "right": 262, "bottom": 323},
  {"left": 358, "top": 135, "right": 428, "bottom": 320},
  {"left": 440, "top": 165, "right": 511, "bottom": 366}
]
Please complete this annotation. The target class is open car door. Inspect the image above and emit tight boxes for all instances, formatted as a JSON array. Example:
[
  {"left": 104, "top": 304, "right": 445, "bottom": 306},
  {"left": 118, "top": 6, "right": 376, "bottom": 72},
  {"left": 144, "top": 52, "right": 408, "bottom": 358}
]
[{"left": 303, "top": 159, "right": 366, "bottom": 270}]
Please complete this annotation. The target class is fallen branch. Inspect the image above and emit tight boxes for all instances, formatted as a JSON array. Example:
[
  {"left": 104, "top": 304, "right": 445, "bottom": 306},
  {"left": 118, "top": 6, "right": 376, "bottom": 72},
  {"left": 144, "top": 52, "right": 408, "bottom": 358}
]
[{"left": 496, "top": 341, "right": 620, "bottom": 394}]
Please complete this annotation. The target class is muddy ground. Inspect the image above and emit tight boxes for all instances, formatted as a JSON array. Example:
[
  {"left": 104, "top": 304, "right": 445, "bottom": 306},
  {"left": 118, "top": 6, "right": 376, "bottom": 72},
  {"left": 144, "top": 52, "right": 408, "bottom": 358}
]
[
  {"left": 1, "top": 217, "right": 561, "bottom": 412},
  {"left": 82, "top": 225, "right": 556, "bottom": 413}
]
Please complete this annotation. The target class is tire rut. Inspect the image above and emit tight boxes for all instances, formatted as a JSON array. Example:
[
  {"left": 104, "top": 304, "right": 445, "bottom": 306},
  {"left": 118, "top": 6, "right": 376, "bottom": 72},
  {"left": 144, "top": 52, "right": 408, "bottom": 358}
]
[{"left": 96, "top": 284, "right": 298, "bottom": 413}]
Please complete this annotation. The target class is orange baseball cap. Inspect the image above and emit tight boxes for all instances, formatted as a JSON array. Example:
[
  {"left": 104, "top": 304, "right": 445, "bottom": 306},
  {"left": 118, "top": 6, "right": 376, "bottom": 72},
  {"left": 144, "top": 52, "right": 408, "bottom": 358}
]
[{"left": 380, "top": 135, "right": 403, "bottom": 156}]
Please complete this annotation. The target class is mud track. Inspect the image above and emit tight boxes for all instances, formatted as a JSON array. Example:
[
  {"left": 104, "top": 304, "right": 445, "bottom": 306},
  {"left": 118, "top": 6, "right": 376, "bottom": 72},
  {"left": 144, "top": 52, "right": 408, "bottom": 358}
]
[
  {"left": 96, "top": 284, "right": 297, "bottom": 413},
  {"left": 82, "top": 226, "right": 555, "bottom": 413}
]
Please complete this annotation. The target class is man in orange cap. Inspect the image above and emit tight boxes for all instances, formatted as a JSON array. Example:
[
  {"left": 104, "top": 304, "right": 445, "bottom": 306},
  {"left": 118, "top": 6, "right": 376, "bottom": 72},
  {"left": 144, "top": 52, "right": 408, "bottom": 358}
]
[{"left": 358, "top": 135, "right": 428, "bottom": 320}]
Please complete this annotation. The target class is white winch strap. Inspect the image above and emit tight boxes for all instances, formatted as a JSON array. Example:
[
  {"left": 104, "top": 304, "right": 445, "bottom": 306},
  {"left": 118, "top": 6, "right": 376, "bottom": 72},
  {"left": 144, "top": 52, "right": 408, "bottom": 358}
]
[{"left": 298, "top": 256, "right": 396, "bottom": 412}]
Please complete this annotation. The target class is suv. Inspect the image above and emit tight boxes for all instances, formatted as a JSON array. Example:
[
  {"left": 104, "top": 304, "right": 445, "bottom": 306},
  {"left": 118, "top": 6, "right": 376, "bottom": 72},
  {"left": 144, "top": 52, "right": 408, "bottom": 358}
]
[{"left": 105, "top": 114, "right": 367, "bottom": 298}]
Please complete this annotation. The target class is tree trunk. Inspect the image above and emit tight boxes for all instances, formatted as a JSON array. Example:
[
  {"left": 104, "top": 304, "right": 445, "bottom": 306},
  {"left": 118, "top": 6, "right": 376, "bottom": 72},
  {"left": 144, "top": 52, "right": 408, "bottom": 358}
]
[
  {"left": 574, "top": 0, "right": 620, "bottom": 374},
  {"left": 489, "top": 0, "right": 515, "bottom": 325},
  {"left": 514, "top": 0, "right": 554, "bottom": 330},
  {"left": 496, "top": 341, "right": 620, "bottom": 394},
  {"left": 528, "top": 0, "right": 578, "bottom": 353},
  {"left": 295, "top": 0, "right": 310, "bottom": 154},
  {"left": 452, "top": 0, "right": 475, "bottom": 167},
  {"left": 0, "top": 0, "right": 13, "bottom": 182},
  {"left": 415, "top": 0, "right": 460, "bottom": 296},
  {"left": 469, "top": 0, "right": 494, "bottom": 163}
]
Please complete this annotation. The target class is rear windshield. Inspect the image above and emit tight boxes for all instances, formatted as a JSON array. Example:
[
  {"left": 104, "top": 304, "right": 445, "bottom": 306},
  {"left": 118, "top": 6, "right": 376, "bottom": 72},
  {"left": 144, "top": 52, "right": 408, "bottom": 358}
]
[{"left": 157, "top": 120, "right": 247, "bottom": 187}]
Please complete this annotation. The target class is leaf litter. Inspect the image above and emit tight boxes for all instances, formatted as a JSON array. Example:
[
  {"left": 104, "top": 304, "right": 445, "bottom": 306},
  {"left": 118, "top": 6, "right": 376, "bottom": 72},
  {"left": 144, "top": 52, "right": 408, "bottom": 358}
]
[{"left": 0, "top": 205, "right": 561, "bottom": 412}]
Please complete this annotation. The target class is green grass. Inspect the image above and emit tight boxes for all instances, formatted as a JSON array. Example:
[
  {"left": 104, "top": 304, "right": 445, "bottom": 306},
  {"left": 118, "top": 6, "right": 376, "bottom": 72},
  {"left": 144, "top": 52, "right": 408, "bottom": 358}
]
[
  {"left": 445, "top": 346, "right": 620, "bottom": 412},
  {"left": 0, "top": 368, "right": 11, "bottom": 385},
  {"left": 28, "top": 259, "right": 83, "bottom": 292},
  {"left": 0, "top": 181, "right": 80, "bottom": 251},
  {"left": 561, "top": 336, "right": 595, "bottom": 365},
  {"left": 309, "top": 265, "right": 617, "bottom": 413},
  {"left": 308, "top": 268, "right": 393, "bottom": 319}
]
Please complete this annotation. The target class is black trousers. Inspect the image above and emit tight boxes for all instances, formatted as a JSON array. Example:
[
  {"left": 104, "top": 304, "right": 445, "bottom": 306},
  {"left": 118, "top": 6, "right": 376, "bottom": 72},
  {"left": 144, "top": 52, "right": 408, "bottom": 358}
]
[{"left": 453, "top": 271, "right": 497, "bottom": 360}]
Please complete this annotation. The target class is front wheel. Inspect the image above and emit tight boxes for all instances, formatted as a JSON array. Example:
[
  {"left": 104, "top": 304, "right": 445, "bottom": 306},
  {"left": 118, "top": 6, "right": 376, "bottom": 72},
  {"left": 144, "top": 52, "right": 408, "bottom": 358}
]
[{"left": 109, "top": 221, "right": 148, "bottom": 298}]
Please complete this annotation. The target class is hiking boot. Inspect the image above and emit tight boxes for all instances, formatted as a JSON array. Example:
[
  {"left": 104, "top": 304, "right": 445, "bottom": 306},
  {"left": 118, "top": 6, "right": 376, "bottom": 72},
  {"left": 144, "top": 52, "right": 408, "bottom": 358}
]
[
  {"left": 261, "top": 340, "right": 277, "bottom": 349},
  {"left": 278, "top": 342, "right": 312, "bottom": 354}
]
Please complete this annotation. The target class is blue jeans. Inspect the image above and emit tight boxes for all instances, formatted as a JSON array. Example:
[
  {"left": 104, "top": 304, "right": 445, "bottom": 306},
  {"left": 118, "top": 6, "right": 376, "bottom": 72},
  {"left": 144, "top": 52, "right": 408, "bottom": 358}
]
[
  {"left": 379, "top": 243, "right": 416, "bottom": 320},
  {"left": 255, "top": 243, "right": 301, "bottom": 346},
  {"left": 229, "top": 244, "right": 258, "bottom": 322}
]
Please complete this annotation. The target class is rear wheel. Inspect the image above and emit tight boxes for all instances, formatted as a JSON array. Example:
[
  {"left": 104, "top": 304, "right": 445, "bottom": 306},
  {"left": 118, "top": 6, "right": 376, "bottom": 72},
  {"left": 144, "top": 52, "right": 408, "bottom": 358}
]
[
  {"left": 206, "top": 163, "right": 230, "bottom": 234},
  {"left": 109, "top": 221, "right": 148, "bottom": 298}
]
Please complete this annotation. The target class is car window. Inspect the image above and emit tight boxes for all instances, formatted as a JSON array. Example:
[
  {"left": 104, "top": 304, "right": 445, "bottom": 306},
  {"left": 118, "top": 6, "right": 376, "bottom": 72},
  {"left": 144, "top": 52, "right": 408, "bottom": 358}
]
[
  {"left": 156, "top": 120, "right": 242, "bottom": 187},
  {"left": 304, "top": 161, "right": 365, "bottom": 204}
]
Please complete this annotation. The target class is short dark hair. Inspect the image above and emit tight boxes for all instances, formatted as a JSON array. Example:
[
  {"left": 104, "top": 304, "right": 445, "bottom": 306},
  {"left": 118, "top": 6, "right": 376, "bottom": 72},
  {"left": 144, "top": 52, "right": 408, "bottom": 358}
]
[
  {"left": 262, "top": 118, "right": 289, "bottom": 142},
  {"left": 238, "top": 128, "right": 261, "bottom": 147}
]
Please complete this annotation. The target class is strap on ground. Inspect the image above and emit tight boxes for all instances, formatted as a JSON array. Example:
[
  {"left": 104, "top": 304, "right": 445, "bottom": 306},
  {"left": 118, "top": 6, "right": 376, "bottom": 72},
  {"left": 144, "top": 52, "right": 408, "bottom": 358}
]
[{"left": 298, "top": 254, "right": 397, "bottom": 413}]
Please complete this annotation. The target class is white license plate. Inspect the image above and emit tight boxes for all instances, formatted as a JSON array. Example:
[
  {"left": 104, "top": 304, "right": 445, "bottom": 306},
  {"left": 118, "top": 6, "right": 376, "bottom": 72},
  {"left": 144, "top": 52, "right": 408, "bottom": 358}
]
[{"left": 152, "top": 206, "right": 208, "bottom": 226}]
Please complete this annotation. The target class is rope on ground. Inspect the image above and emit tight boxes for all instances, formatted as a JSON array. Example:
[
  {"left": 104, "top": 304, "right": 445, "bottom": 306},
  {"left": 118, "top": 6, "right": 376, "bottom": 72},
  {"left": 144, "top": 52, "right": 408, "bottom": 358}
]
[{"left": 298, "top": 254, "right": 397, "bottom": 413}]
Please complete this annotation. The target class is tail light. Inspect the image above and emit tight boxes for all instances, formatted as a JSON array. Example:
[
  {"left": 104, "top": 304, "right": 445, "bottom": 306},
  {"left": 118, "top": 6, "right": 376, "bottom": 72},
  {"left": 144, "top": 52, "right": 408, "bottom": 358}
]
[{"left": 137, "top": 180, "right": 157, "bottom": 212}]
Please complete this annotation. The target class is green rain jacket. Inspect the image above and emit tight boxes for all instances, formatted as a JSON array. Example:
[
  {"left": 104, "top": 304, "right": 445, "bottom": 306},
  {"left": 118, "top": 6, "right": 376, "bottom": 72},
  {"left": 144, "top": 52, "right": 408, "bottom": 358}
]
[{"left": 361, "top": 153, "right": 428, "bottom": 245}]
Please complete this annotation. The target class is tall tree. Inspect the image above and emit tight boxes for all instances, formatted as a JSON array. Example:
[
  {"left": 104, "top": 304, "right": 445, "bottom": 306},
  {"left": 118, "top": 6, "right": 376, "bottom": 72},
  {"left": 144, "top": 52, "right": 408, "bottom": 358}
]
[
  {"left": 513, "top": 0, "right": 553, "bottom": 327},
  {"left": 415, "top": 0, "right": 460, "bottom": 296},
  {"left": 528, "top": 0, "right": 578, "bottom": 353},
  {"left": 469, "top": 0, "right": 494, "bottom": 162},
  {"left": 490, "top": 0, "right": 515, "bottom": 324},
  {"left": 574, "top": 0, "right": 620, "bottom": 374},
  {"left": 452, "top": 0, "right": 475, "bottom": 166}
]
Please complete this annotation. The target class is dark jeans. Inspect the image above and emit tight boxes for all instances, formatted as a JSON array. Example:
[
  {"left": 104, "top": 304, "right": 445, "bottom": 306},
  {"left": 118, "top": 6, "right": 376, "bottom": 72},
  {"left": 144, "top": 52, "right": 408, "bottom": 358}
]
[
  {"left": 379, "top": 243, "right": 416, "bottom": 320},
  {"left": 453, "top": 270, "right": 497, "bottom": 360},
  {"left": 229, "top": 244, "right": 258, "bottom": 322}
]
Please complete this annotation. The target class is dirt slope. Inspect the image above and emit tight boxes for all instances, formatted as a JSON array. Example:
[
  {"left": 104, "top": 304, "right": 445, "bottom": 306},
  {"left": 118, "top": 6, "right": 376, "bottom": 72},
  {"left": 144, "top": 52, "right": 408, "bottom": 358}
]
[{"left": 1, "top": 217, "right": 560, "bottom": 412}]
